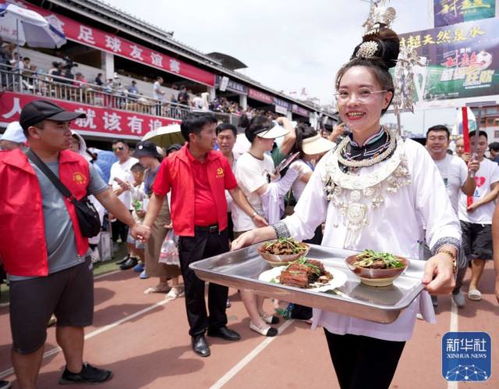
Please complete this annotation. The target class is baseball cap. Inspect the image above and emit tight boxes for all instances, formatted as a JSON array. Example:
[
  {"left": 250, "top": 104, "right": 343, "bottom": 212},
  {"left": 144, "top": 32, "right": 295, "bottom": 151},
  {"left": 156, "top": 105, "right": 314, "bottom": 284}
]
[
  {"left": 133, "top": 141, "right": 162, "bottom": 159},
  {"left": 19, "top": 100, "right": 86, "bottom": 131},
  {"left": 1, "top": 121, "right": 27, "bottom": 143}
]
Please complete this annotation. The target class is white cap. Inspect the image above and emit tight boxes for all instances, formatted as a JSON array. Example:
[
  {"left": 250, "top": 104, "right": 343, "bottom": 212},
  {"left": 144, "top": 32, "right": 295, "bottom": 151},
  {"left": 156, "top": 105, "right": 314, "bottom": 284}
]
[
  {"left": 257, "top": 123, "right": 289, "bottom": 139},
  {"left": 1, "top": 122, "right": 27, "bottom": 143}
]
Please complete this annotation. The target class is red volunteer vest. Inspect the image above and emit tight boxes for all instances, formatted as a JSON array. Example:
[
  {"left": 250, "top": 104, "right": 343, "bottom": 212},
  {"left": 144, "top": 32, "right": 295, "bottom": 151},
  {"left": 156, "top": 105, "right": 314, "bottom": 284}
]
[{"left": 0, "top": 149, "right": 90, "bottom": 276}]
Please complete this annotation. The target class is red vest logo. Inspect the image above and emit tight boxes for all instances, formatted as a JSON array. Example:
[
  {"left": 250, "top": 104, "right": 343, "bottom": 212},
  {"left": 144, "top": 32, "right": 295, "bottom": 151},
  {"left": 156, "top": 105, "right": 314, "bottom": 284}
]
[
  {"left": 216, "top": 167, "right": 224, "bottom": 178},
  {"left": 73, "top": 172, "right": 87, "bottom": 185}
]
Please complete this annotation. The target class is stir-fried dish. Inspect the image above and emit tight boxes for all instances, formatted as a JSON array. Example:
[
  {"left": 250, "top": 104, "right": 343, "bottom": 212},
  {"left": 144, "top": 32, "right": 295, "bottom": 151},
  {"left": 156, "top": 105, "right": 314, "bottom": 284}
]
[
  {"left": 262, "top": 238, "right": 308, "bottom": 255},
  {"left": 353, "top": 249, "right": 404, "bottom": 269}
]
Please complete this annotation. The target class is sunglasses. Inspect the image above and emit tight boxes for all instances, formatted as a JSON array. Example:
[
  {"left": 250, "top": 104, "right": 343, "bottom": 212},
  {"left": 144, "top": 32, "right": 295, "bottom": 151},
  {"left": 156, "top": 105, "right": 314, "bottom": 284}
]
[{"left": 113, "top": 146, "right": 124, "bottom": 151}]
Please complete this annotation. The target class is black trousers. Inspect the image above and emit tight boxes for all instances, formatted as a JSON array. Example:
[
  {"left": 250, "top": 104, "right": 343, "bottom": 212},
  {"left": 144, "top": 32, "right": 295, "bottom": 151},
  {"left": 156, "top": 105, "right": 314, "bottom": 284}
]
[
  {"left": 111, "top": 219, "right": 129, "bottom": 243},
  {"left": 324, "top": 330, "right": 406, "bottom": 389},
  {"left": 178, "top": 228, "right": 229, "bottom": 337}
]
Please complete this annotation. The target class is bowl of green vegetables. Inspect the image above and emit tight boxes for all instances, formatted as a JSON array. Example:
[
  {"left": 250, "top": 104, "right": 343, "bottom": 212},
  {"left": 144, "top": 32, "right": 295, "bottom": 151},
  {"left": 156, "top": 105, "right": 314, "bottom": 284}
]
[{"left": 345, "top": 249, "right": 409, "bottom": 287}]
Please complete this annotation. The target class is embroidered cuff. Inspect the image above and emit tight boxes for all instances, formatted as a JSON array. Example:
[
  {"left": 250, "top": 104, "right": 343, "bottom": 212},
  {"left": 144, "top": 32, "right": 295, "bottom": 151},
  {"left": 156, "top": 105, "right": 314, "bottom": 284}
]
[
  {"left": 430, "top": 237, "right": 464, "bottom": 268},
  {"left": 271, "top": 221, "right": 291, "bottom": 239}
]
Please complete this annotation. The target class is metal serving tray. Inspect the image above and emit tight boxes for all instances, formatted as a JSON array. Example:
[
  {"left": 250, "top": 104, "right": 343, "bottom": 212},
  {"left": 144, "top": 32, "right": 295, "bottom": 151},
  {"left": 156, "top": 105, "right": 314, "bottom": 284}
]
[{"left": 190, "top": 243, "right": 425, "bottom": 324}]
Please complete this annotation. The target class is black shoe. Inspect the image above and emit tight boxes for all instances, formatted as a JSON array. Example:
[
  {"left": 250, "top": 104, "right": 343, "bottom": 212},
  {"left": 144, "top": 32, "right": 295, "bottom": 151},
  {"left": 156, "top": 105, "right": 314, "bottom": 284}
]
[
  {"left": 0, "top": 380, "right": 11, "bottom": 389},
  {"left": 192, "top": 335, "right": 210, "bottom": 357},
  {"left": 119, "top": 257, "right": 138, "bottom": 270},
  {"left": 116, "top": 254, "right": 130, "bottom": 265},
  {"left": 59, "top": 363, "right": 113, "bottom": 385},
  {"left": 207, "top": 326, "right": 241, "bottom": 341}
]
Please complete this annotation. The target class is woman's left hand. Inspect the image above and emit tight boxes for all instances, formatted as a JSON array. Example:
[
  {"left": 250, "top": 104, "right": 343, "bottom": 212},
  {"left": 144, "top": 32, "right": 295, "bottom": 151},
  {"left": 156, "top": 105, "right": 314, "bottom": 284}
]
[{"left": 422, "top": 253, "right": 456, "bottom": 294}]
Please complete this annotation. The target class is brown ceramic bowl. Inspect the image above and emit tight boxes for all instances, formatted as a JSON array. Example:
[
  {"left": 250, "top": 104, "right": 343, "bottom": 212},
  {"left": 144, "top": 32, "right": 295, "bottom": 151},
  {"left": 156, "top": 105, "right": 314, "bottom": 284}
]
[
  {"left": 345, "top": 255, "right": 409, "bottom": 287},
  {"left": 257, "top": 241, "right": 310, "bottom": 267}
]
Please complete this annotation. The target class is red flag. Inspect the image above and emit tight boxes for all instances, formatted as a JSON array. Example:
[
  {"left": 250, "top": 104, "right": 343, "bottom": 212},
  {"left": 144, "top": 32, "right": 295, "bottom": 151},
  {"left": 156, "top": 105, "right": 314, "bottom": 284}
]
[{"left": 461, "top": 107, "right": 473, "bottom": 207}]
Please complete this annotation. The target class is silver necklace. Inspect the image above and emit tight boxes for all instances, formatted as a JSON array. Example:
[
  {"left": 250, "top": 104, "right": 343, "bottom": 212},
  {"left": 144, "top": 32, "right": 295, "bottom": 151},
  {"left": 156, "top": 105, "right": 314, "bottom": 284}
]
[{"left": 336, "top": 129, "right": 396, "bottom": 168}]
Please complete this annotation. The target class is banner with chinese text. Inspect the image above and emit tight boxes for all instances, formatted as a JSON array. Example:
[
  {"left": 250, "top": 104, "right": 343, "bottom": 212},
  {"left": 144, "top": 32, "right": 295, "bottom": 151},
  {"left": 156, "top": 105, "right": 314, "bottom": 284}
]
[
  {"left": 400, "top": 17, "right": 499, "bottom": 101},
  {"left": 14, "top": 1, "right": 215, "bottom": 86},
  {"left": 0, "top": 92, "right": 179, "bottom": 138},
  {"left": 434, "top": 0, "right": 496, "bottom": 27}
]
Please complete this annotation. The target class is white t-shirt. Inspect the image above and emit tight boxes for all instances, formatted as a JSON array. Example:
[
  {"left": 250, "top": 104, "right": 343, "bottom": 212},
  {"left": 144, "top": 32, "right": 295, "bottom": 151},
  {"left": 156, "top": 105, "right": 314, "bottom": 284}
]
[
  {"left": 458, "top": 157, "right": 499, "bottom": 224},
  {"left": 232, "top": 152, "right": 274, "bottom": 232},
  {"left": 152, "top": 81, "right": 163, "bottom": 101},
  {"left": 434, "top": 154, "right": 468, "bottom": 214},
  {"left": 290, "top": 159, "right": 313, "bottom": 201},
  {"left": 108, "top": 157, "right": 139, "bottom": 209}
]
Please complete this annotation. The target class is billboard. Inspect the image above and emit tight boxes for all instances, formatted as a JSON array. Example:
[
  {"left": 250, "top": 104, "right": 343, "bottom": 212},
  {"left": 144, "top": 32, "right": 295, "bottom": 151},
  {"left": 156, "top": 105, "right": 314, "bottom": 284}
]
[
  {"left": 434, "top": 0, "right": 496, "bottom": 27},
  {"left": 399, "top": 17, "right": 499, "bottom": 102}
]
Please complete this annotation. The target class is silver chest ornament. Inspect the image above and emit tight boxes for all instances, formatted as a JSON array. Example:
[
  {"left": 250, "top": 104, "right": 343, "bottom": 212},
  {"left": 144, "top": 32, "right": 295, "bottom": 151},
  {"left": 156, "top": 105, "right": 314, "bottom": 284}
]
[{"left": 322, "top": 133, "right": 411, "bottom": 247}]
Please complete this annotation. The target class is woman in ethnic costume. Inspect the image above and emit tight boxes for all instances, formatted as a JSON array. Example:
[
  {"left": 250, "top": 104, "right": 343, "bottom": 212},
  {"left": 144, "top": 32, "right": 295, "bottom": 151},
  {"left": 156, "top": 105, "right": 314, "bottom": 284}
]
[{"left": 232, "top": 21, "right": 460, "bottom": 389}]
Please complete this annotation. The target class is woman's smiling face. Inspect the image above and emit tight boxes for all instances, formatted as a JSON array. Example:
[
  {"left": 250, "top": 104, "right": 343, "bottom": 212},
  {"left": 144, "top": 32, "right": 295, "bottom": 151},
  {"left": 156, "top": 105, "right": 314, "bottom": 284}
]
[{"left": 336, "top": 66, "right": 393, "bottom": 141}]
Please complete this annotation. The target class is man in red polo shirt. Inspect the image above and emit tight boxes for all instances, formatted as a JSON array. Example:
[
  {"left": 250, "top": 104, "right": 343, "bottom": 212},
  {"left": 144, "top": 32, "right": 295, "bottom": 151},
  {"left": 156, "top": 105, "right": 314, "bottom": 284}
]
[{"left": 144, "top": 112, "right": 266, "bottom": 357}]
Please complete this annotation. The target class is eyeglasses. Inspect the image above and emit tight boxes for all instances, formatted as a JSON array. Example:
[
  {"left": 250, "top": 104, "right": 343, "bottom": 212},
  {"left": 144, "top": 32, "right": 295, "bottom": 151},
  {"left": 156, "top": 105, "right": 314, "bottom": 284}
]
[
  {"left": 334, "top": 89, "right": 387, "bottom": 102},
  {"left": 113, "top": 146, "right": 124, "bottom": 151}
]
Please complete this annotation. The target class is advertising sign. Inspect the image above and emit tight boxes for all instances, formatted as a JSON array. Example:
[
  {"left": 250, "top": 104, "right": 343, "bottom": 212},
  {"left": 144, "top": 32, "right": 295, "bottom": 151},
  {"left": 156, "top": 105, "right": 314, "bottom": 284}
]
[
  {"left": 248, "top": 88, "right": 273, "bottom": 104},
  {"left": 400, "top": 17, "right": 499, "bottom": 102},
  {"left": 434, "top": 0, "right": 496, "bottom": 27},
  {"left": 0, "top": 92, "right": 179, "bottom": 138}
]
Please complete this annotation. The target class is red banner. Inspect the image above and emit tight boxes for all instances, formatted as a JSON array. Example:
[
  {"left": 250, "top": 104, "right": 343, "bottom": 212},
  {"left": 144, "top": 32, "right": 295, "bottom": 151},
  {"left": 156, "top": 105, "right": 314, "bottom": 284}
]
[
  {"left": 0, "top": 92, "right": 179, "bottom": 138},
  {"left": 248, "top": 88, "right": 274, "bottom": 104},
  {"left": 14, "top": 1, "right": 215, "bottom": 86}
]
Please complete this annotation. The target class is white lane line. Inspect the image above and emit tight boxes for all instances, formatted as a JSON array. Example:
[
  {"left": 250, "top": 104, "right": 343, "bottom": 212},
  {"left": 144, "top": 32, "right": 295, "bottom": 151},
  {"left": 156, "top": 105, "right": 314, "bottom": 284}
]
[
  {"left": 447, "top": 299, "right": 459, "bottom": 389},
  {"left": 94, "top": 269, "right": 121, "bottom": 280},
  {"left": 209, "top": 320, "right": 295, "bottom": 389},
  {"left": 0, "top": 297, "right": 173, "bottom": 379}
]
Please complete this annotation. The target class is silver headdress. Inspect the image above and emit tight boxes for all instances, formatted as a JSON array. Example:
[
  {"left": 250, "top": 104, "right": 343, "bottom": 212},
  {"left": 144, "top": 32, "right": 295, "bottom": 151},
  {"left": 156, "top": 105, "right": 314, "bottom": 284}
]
[
  {"left": 355, "top": 0, "right": 397, "bottom": 60},
  {"left": 362, "top": 0, "right": 396, "bottom": 36}
]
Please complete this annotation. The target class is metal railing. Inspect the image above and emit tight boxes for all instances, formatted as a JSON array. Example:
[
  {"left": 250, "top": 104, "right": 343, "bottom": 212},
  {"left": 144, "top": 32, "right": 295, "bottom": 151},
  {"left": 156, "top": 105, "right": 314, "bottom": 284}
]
[{"left": 0, "top": 68, "right": 192, "bottom": 121}]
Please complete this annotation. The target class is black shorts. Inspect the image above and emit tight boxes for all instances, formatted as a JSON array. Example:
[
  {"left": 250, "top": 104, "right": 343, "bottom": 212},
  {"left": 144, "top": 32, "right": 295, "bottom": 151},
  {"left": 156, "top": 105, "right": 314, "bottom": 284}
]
[
  {"left": 460, "top": 221, "right": 493, "bottom": 260},
  {"left": 9, "top": 258, "right": 94, "bottom": 354}
]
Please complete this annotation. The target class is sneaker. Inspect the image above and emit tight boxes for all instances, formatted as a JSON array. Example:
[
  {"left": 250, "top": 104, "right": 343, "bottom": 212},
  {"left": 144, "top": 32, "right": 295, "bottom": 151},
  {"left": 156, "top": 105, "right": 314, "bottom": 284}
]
[
  {"left": 416, "top": 313, "right": 424, "bottom": 320},
  {"left": 452, "top": 291, "right": 466, "bottom": 308},
  {"left": 59, "top": 363, "right": 112, "bottom": 385},
  {"left": 167, "top": 286, "right": 184, "bottom": 299},
  {"left": 431, "top": 295, "right": 438, "bottom": 308},
  {"left": 133, "top": 262, "right": 144, "bottom": 273},
  {"left": 139, "top": 270, "right": 149, "bottom": 279},
  {"left": 0, "top": 380, "right": 11, "bottom": 389}
]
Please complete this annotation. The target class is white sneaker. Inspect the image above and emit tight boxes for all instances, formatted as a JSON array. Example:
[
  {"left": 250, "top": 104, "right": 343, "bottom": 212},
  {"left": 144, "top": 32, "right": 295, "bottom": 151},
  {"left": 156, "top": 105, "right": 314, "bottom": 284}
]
[
  {"left": 452, "top": 291, "right": 466, "bottom": 308},
  {"left": 167, "top": 286, "right": 184, "bottom": 299}
]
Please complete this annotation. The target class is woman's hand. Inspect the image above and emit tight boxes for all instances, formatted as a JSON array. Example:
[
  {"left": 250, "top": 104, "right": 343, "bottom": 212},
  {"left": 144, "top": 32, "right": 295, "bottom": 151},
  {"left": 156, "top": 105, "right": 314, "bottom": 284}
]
[
  {"left": 231, "top": 230, "right": 258, "bottom": 251},
  {"left": 422, "top": 253, "right": 456, "bottom": 294}
]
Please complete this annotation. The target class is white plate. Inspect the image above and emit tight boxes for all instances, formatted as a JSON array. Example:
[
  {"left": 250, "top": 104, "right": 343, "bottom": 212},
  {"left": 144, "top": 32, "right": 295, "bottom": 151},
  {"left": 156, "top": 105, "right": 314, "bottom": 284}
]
[{"left": 258, "top": 265, "right": 347, "bottom": 292}]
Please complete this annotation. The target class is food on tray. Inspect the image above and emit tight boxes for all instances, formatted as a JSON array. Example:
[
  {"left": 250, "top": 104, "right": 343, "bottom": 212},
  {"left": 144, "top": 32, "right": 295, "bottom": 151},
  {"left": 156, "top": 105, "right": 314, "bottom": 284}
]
[
  {"left": 279, "top": 257, "right": 333, "bottom": 288},
  {"left": 352, "top": 249, "right": 405, "bottom": 269},
  {"left": 261, "top": 238, "right": 308, "bottom": 255}
]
